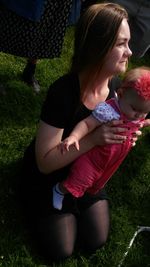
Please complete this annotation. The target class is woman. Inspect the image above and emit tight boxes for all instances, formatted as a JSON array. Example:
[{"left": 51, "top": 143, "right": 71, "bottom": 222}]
[{"left": 19, "top": 3, "right": 144, "bottom": 261}]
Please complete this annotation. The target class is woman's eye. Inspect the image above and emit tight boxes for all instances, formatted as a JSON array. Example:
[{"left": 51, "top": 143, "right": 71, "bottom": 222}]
[{"left": 117, "top": 42, "right": 124, "bottom": 46}]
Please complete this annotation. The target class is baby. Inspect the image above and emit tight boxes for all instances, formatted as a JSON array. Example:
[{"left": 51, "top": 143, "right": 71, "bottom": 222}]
[{"left": 53, "top": 66, "right": 150, "bottom": 210}]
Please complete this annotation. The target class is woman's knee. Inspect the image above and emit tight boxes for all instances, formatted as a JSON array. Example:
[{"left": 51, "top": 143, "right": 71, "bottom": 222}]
[
  {"left": 96, "top": 232, "right": 108, "bottom": 247},
  {"left": 52, "top": 244, "right": 74, "bottom": 260},
  {"left": 36, "top": 213, "right": 77, "bottom": 260},
  {"left": 79, "top": 199, "right": 110, "bottom": 251},
  {"left": 36, "top": 235, "right": 74, "bottom": 261},
  {"left": 85, "top": 231, "right": 109, "bottom": 252}
]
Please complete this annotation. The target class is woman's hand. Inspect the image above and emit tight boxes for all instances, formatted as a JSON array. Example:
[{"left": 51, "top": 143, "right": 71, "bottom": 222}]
[
  {"left": 91, "top": 119, "right": 145, "bottom": 147},
  {"left": 131, "top": 130, "right": 142, "bottom": 146},
  {"left": 142, "top": 118, "right": 150, "bottom": 127},
  {"left": 90, "top": 120, "right": 130, "bottom": 146},
  {"left": 130, "top": 118, "right": 150, "bottom": 146}
]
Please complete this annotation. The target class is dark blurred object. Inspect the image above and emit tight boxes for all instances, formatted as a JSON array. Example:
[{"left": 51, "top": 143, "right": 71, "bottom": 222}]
[
  {"left": 81, "top": 0, "right": 98, "bottom": 12},
  {"left": 111, "top": 0, "right": 150, "bottom": 58}
]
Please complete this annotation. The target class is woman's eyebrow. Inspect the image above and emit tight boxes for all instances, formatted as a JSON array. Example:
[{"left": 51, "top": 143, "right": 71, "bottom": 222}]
[
  {"left": 117, "top": 37, "right": 130, "bottom": 42},
  {"left": 117, "top": 37, "right": 129, "bottom": 40}
]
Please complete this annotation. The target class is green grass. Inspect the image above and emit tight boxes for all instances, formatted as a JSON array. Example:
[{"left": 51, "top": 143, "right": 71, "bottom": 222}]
[{"left": 0, "top": 26, "right": 150, "bottom": 267}]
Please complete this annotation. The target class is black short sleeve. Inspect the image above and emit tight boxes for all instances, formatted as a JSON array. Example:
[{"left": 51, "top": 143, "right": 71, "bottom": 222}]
[{"left": 41, "top": 73, "right": 80, "bottom": 129}]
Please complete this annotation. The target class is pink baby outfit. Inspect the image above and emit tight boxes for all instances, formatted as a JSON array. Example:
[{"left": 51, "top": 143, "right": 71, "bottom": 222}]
[{"left": 63, "top": 98, "right": 143, "bottom": 197}]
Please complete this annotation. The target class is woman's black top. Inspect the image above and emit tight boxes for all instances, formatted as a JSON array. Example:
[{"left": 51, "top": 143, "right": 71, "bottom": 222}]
[{"left": 19, "top": 72, "right": 109, "bottom": 218}]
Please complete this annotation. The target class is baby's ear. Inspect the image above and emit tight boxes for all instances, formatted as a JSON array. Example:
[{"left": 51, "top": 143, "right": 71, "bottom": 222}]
[{"left": 117, "top": 87, "right": 124, "bottom": 98}]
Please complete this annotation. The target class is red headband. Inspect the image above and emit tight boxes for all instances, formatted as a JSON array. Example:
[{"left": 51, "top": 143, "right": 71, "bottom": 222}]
[{"left": 124, "top": 73, "right": 150, "bottom": 100}]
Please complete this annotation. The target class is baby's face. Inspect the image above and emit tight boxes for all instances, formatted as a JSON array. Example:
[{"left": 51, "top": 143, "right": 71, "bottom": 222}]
[{"left": 118, "top": 88, "right": 150, "bottom": 120}]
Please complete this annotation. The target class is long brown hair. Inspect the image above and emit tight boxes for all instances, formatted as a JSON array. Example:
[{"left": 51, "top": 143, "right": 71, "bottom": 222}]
[{"left": 70, "top": 2, "right": 128, "bottom": 98}]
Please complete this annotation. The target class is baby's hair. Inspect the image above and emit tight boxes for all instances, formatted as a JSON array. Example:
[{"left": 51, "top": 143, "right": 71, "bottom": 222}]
[{"left": 121, "top": 66, "right": 150, "bottom": 100}]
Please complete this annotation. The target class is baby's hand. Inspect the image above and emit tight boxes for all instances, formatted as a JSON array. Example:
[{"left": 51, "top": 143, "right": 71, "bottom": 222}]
[{"left": 60, "top": 136, "right": 80, "bottom": 154}]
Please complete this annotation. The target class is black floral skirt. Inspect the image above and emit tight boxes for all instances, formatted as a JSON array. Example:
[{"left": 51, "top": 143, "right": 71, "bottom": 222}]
[{"left": 0, "top": 0, "right": 72, "bottom": 58}]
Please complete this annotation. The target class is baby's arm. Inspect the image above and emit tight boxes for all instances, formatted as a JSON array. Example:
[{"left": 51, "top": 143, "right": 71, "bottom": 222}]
[{"left": 61, "top": 115, "right": 101, "bottom": 153}]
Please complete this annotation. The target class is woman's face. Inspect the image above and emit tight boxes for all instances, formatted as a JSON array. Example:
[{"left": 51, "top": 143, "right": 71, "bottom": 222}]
[{"left": 103, "top": 18, "right": 132, "bottom": 76}]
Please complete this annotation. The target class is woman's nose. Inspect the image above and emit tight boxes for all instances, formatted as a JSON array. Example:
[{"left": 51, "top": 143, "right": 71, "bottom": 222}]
[{"left": 127, "top": 45, "right": 132, "bottom": 57}]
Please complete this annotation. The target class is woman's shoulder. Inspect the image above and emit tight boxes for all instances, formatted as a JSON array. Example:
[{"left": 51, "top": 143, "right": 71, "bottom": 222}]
[
  {"left": 47, "top": 72, "right": 80, "bottom": 99},
  {"left": 40, "top": 73, "right": 80, "bottom": 127},
  {"left": 51, "top": 72, "right": 79, "bottom": 89},
  {"left": 52, "top": 73, "right": 78, "bottom": 86}
]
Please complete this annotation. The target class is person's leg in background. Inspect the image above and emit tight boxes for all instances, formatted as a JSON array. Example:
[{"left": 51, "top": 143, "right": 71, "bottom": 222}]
[{"left": 22, "top": 58, "right": 40, "bottom": 93}]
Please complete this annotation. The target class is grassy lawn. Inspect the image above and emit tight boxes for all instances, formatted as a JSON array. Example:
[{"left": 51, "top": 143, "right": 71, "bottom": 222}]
[{"left": 0, "top": 26, "right": 150, "bottom": 267}]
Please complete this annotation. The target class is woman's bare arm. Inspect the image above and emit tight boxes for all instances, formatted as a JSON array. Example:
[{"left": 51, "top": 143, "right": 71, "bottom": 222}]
[
  {"left": 35, "top": 121, "right": 96, "bottom": 174},
  {"left": 35, "top": 120, "right": 130, "bottom": 174}
]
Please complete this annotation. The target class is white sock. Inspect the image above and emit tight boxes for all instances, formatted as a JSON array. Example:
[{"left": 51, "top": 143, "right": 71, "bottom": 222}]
[{"left": 52, "top": 183, "right": 64, "bottom": 210}]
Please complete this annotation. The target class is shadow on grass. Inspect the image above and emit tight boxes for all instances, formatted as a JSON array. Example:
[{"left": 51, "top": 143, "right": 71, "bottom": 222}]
[
  {"left": 0, "top": 71, "right": 47, "bottom": 129},
  {"left": 0, "top": 159, "right": 25, "bottom": 252},
  {"left": 0, "top": 159, "right": 51, "bottom": 266}
]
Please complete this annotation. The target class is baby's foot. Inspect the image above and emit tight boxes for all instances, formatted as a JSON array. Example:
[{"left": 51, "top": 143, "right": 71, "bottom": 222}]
[{"left": 52, "top": 183, "right": 64, "bottom": 210}]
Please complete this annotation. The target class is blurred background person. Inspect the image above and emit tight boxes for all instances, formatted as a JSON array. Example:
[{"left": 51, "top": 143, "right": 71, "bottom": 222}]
[{"left": 0, "top": 0, "right": 73, "bottom": 93}]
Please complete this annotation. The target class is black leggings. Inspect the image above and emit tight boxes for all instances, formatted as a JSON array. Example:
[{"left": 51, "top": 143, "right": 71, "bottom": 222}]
[
  {"left": 34, "top": 199, "right": 110, "bottom": 261},
  {"left": 19, "top": 149, "right": 110, "bottom": 261}
]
